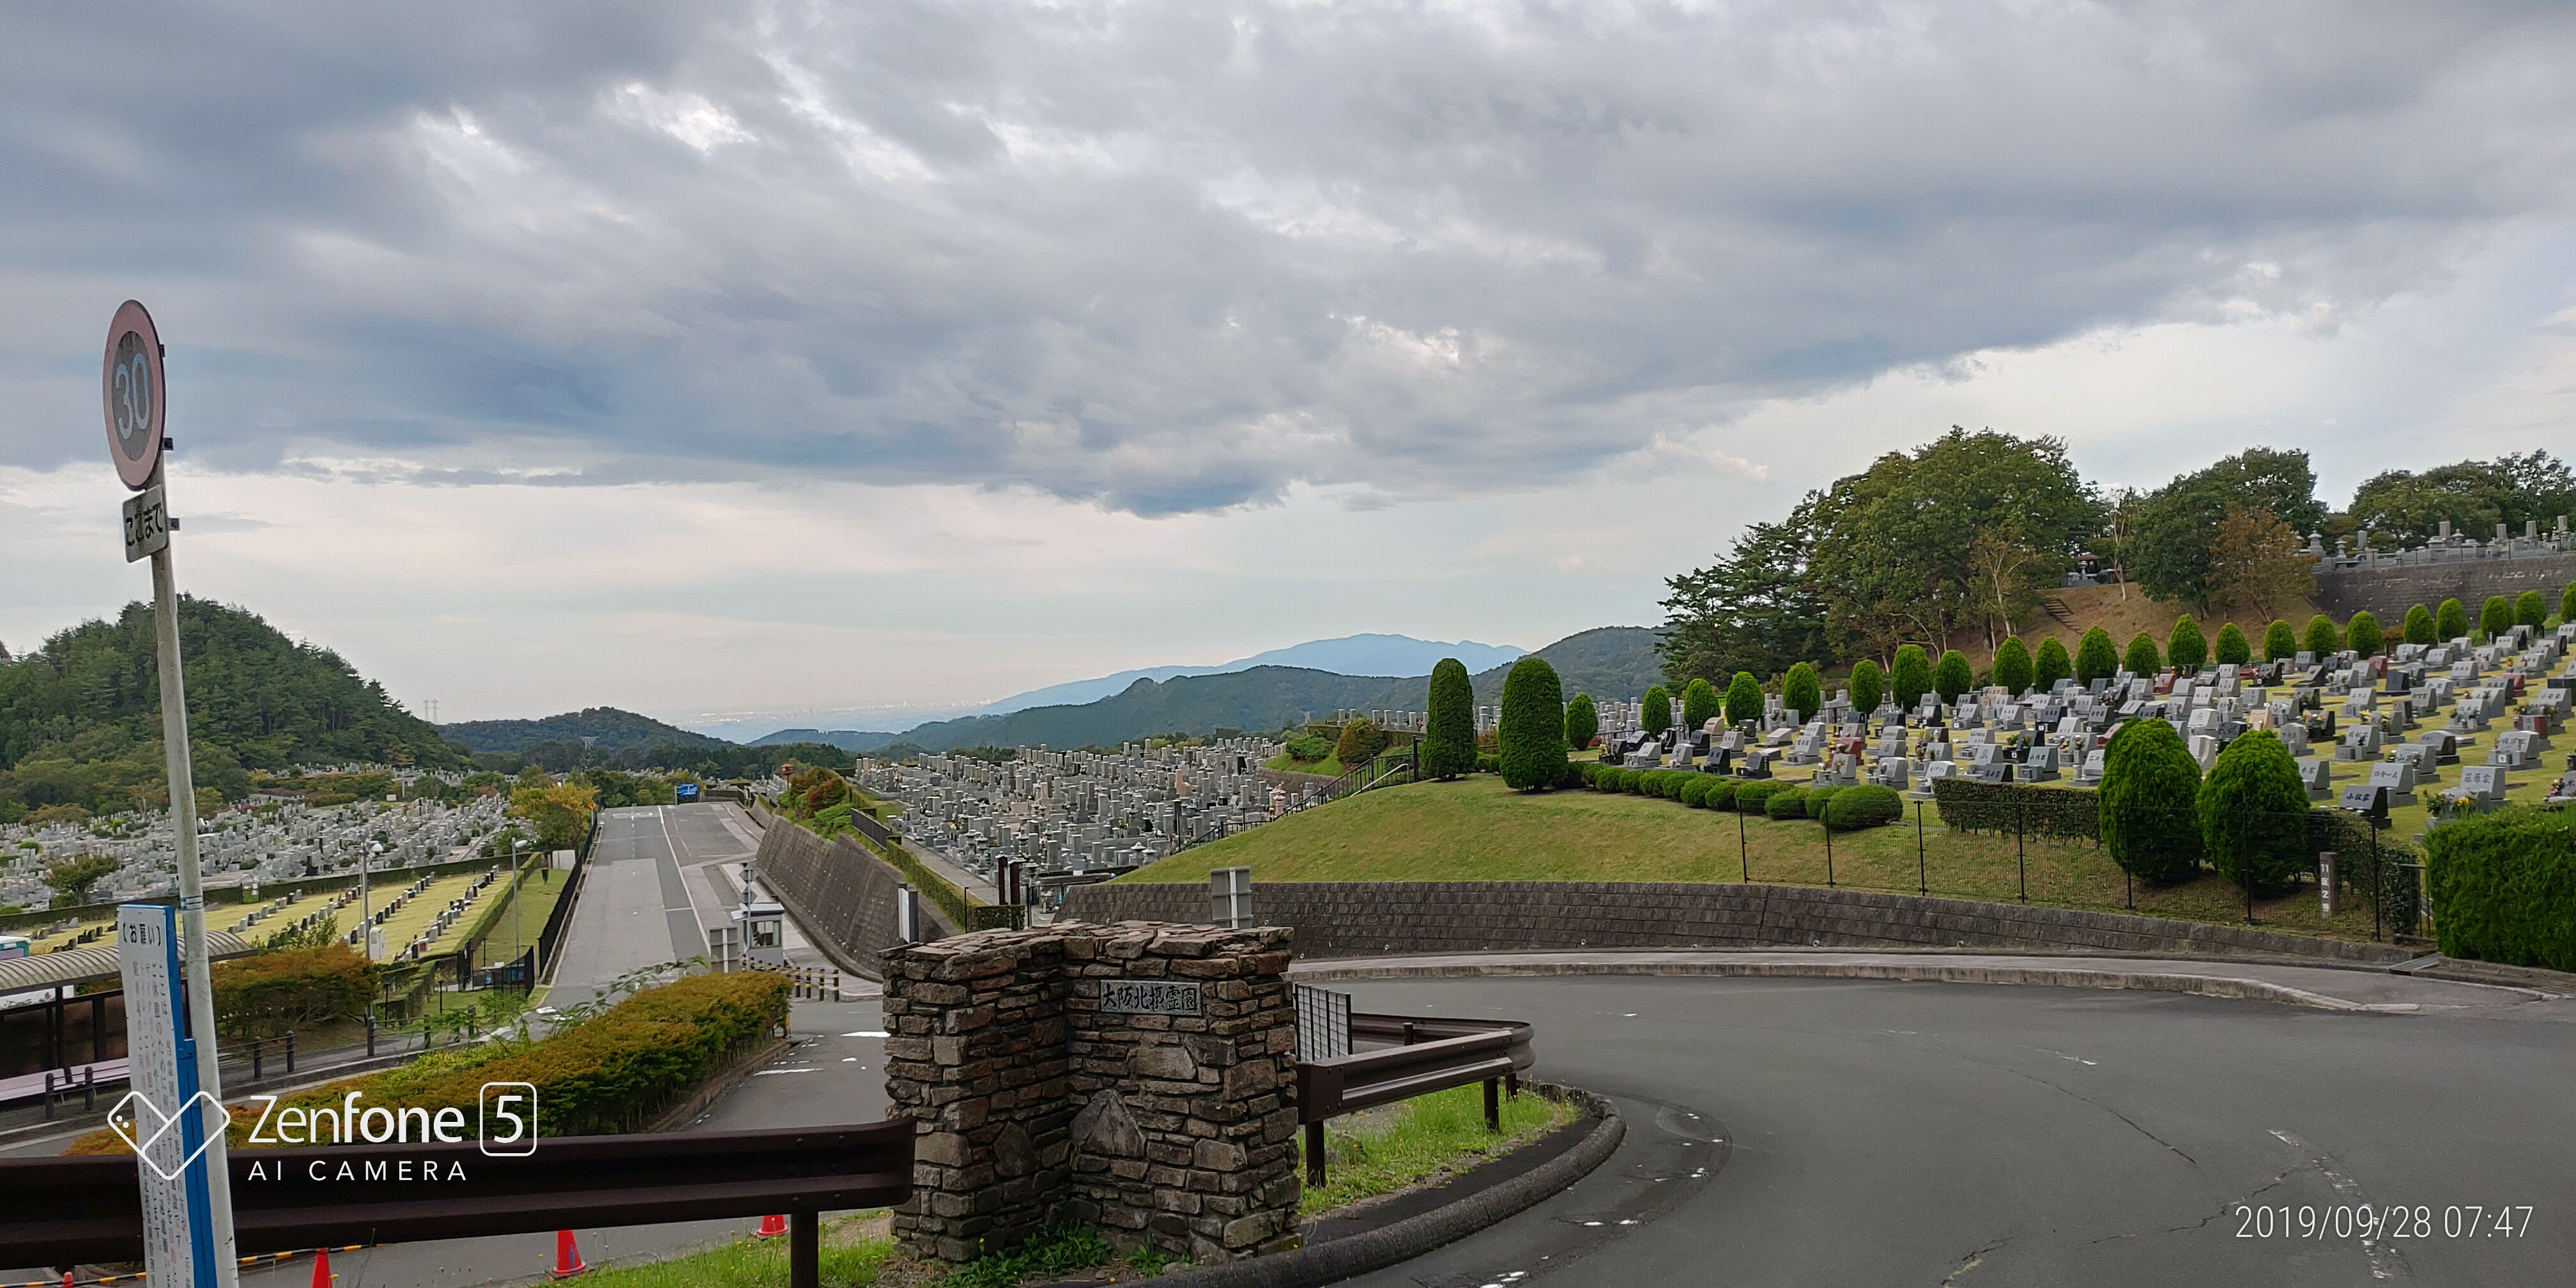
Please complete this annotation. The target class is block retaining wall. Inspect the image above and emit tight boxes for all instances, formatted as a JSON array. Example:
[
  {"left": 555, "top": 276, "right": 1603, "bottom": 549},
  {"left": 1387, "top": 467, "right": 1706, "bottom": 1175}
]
[
  {"left": 752, "top": 822, "right": 959, "bottom": 977},
  {"left": 2312, "top": 551, "right": 2576, "bottom": 622}
]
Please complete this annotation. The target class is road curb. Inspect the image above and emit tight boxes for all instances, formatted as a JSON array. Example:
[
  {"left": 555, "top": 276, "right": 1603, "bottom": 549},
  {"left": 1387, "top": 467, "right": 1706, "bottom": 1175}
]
[
  {"left": 1147, "top": 1088, "right": 1624, "bottom": 1288},
  {"left": 1287, "top": 957, "right": 2467, "bottom": 1013}
]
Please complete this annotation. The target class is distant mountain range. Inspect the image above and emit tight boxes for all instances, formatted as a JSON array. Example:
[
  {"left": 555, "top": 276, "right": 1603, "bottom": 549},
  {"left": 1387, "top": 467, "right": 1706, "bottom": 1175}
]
[
  {"left": 438, "top": 707, "right": 729, "bottom": 754},
  {"left": 976, "top": 634, "right": 1527, "bottom": 716}
]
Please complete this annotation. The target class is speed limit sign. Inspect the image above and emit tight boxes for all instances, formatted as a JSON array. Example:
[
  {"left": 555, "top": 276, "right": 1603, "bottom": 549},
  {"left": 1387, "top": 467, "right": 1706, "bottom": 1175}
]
[{"left": 103, "top": 300, "right": 166, "bottom": 491}]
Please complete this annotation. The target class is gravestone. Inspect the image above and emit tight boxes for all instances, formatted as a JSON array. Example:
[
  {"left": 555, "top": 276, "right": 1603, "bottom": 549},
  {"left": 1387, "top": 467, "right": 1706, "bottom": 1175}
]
[
  {"left": 2297, "top": 757, "right": 2331, "bottom": 800},
  {"left": 2339, "top": 784, "right": 2389, "bottom": 819},
  {"left": 2366, "top": 760, "right": 2418, "bottom": 807},
  {"left": 2074, "top": 749, "right": 2106, "bottom": 785}
]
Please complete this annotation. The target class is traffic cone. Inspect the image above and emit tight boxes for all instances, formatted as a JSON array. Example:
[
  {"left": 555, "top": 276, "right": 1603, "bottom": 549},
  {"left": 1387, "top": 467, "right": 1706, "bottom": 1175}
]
[
  {"left": 310, "top": 1248, "right": 332, "bottom": 1286},
  {"left": 755, "top": 1213, "right": 788, "bottom": 1239},
  {"left": 549, "top": 1229, "right": 589, "bottom": 1278}
]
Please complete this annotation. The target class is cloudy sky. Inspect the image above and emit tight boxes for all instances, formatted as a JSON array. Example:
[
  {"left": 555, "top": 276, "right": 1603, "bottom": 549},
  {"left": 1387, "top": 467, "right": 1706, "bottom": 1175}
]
[{"left": 6, "top": 1, "right": 2574, "bottom": 733}]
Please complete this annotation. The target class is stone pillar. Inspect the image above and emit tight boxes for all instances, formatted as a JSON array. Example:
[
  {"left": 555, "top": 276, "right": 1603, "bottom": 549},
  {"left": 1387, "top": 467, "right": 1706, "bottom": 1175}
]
[{"left": 882, "top": 922, "right": 1300, "bottom": 1268}]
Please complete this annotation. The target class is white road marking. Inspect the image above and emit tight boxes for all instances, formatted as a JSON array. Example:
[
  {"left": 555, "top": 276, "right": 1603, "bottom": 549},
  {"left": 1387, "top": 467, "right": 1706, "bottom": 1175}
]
[{"left": 842, "top": 1031, "right": 888, "bottom": 1038}]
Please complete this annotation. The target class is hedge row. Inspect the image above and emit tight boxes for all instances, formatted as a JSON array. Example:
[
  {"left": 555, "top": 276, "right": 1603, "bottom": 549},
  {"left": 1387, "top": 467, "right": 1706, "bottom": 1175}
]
[
  {"left": 1575, "top": 763, "right": 1899, "bottom": 831},
  {"left": 1931, "top": 778, "right": 2104, "bottom": 841},
  {"left": 211, "top": 944, "right": 381, "bottom": 1040},
  {"left": 2426, "top": 806, "right": 2576, "bottom": 970}
]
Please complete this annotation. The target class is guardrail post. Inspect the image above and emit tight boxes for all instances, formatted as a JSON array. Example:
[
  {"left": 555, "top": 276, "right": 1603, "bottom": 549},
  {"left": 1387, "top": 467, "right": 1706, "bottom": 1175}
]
[
  {"left": 250, "top": 1036, "right": 264, "bottom": 1082},
  {"left": 1483, "top": 1077, "right": 1500, "bottom": 1131},
  {"left": 1306, "top": 1120, "right": 1326, "bottom": 1188},
  {"left": 82, "top": 1065, "right": 95, "bottom": 1112},
  {"left": 286, "top": 1030, "right": 296, "bottom": 1074},
  {"left": 791, "top": 1211, "right": 818, "bottom": 1288}
]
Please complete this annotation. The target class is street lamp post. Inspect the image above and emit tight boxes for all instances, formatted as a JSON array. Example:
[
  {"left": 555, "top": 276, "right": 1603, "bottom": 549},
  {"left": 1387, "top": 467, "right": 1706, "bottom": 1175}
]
[{"left": 363, "top": 841, "right": 381, "bottom": 961}]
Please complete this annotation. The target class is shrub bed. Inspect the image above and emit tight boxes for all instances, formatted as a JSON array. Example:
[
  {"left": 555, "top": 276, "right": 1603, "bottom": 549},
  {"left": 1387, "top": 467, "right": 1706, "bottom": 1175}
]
[
  {"left": 1802, "top": 785, "right": 1843, "bottom": 819},
  {"left": 1731, "top": 781, "right": 1786, "bottom": 814},
  {"left": 1764, "top": 787, "right": 1811, "bottom": 820},
  {"left": 2425, "top": 806, "right": 2576, "bottom": 970},
  {"left": 1931, "top": 778, "right": 2102, "bottom": 841},
  {"left": 1824, "top": 785, "right": 1904, "bottom": 831},
  {"left": 212, "top": 944, "right": 381, "bottom": 1040}
]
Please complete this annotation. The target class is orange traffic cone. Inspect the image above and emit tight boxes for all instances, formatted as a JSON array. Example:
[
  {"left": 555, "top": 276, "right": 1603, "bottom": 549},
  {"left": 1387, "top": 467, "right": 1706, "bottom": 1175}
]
[
  {"left": 549, "top": 1229, "right": 589, "bottom": 1278},
  {"left": 310, "top": 1247, "right": 333, "bottom": 1286},
  {"left": 756, "top": 1214, "right": 788, "bottom": 1239}
]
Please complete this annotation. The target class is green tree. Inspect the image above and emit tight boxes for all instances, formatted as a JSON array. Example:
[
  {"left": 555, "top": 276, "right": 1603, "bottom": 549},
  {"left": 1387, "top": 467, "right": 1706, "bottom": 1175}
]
[
  {"left": 2124, "top": 632, "right": 2161, "bottom": 677},
  {"left": 43, "top": 854, "right": 119, "bottom": 907},
  {"left": 2198, "top": 730, "right": 2310, "bottom": 893},
  {"left": 1333, "top": 719, "right": 1388, "bottom": 768},
  {"left": 1991, "top": 637, "right": 2033, "bottom": 696},
  {"left": 2345, "top": 611, "right": 2383, "bottom": 659},
  {"left": 1561, "top": 693, "right": 1598, "bottom": 755},
  {"left": 2403, "top": 604, "right": 2436, "bottom": 646},
  {"left": 1782, "top": 663, "right": 1822, "bottom": 724},
  {"left": 2262, "top": 619, "right": 2297, "bottom": 661},
  {"left": 1420, "top": 659, "right": 1478, "bottom": 779},
  {"left": 2033, "top": 637, "right": 2072, "bottom": 693},
  {"left": 2073, "top": 628, "right": 2119, "bottom": 686},
  {"left": 1724, "top": 671, "right": 1763, "bottom": 726},
  {"left": 2515, "top": 590, "right": 2547, "bottom": 628},
  {"left": 2167, "top": 615, "right": 2207, "bottom": 671},
  {"left": 1933, "top": 650, "right": 1973, "bottom": 704},
  {"left": 2347, "top": 451, "right": 2576, "bottom": 546},
  {"left": 1890, "top": 646, "right": 1933, "bottom": 712},
  {"left": 2435, "top": 598, "right": 2469, "bottom": 640},
  {"left": 2099, "top": 718, "right": 2203, "bottom": 883},
  {"left": 2213, "top": 622, "right": 2250, "bottom": 666},
  {"left": 1496, "top": 658, "right": 1568, "bottom": 792},
  {"left": 2564, "top": 581, "right": 2575, "bottom": 625},
  {"left": 1848, "top": 659, "right": 1885, "bottom": 717},
  {"left": 1641, "top": 685, "right": 1673, "bottom": 738},
  {"left": 2303, "top": 615, "right": 2341, "bottom": 658},
  {"left": 1679, "top": 678, "right": 1719, "bottom": 732},
  {"left": 2478, "top": 595, "right": 2512, "bottom": 640},
  {"left": 1658, "top": 518, "right": 1828, "bottom": 689},
  {"left": 2128, "top": 448, "right": 2326, "bottom": 606}
]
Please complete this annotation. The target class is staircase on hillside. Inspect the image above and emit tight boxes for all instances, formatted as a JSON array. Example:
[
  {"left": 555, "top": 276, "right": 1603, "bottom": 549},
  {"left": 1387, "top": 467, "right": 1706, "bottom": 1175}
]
[{"left": 2039, "top": 596, "right": 2077, "bottom": 631}]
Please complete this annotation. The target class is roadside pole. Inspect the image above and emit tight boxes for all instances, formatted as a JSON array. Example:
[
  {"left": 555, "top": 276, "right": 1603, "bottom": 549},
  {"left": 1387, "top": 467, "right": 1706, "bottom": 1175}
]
[{"left": 107, "top": 299, "right": 240, "bottom": 1287}]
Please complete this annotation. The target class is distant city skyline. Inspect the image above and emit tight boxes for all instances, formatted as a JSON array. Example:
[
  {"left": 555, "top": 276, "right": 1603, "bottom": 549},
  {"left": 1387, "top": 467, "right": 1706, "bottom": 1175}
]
[{"left": 6, "top": 4, "right": 2574, "bottom": 721}]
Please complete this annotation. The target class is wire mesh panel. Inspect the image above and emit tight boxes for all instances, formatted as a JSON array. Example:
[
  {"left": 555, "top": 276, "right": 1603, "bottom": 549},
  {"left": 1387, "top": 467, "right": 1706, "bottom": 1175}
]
[
  {"left": 1294, "top": 984, "right": 1351, "bottom": 1062},
  {"left": 1210, "top": 866, "right": 1253, "bottom": 929}
]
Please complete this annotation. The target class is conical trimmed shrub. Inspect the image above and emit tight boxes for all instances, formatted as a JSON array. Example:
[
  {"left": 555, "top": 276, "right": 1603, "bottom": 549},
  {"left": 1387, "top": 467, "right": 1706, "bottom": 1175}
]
[
  {"left": 1680, "top": 678, "right": 1719, "bottom": 732},
  {"left": 1561, "top": 693, "right": 1598, "bottom": 753},
  {"left": 1933, "top": 650, "right": 1972, "bottom": 704},
  {"left": 1497, "top": 657, "right": 1568, "bottom": 792},
  {"left": 1891, "top": 646, "right": 1933, "bottom": 711},
  {"left": 2099, "top": 717, "right": 2202, "bottom": 883},
  {"left": 2403, "top": 604, "right": 2435, "bottom": 646},
  {"left": 1782, "top": 663, "right": 1821, "bottom": 724},
  {"left": 2074, "top": 628, "right": 2119, "bottom": 685},
  {"left": 2034, "top": 637, "right": 2071, "bottom": 692},
  {"left": 2479, "top": 595, "right": 2511, "bottom": 640},
  {"left": 1724, "top": 671, "right": 1763, "bottom": 726},
  {"left": 1849, "top": 659, "right": 1884, "bottom": 717},
  {"left": 2213, "top": 622, "right": 2250, "bottom": 666},
  {"left": 2124, "top": 632, "right": 2161, "bottom": 677},
  {"left": 2198, "top": 729, "right": 2310, "bottom": 893},
  {"left": 2263, "top": 619, "right": 2297, "bottom": 661},
  {"left": 2435, "top": 597, "right": 2468, "bottom": 640},
  {"left": 1642, "top": 684, "right": 1673, "bottom": 737},
  {"left": 2345, "top": 611, "right": 2382, "bottom": 659},
  {"left": 2515, "top": 590, "right": 2546, "bottom": 628},
  {"left": 2304, "top": 614, "right": 2340, "bottom": 657},
  {"left": 1991, "top": 637, "right": 2032, "bottom": 696},
  {"left": 2167, "top": 615, "right": 2206, "bottom": 671}
]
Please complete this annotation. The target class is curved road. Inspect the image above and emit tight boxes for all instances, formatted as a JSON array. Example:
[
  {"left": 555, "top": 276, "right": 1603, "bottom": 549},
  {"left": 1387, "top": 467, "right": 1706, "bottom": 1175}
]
[{"left": 1328, "top": 972, "right": 2573, "bottom": 1288}]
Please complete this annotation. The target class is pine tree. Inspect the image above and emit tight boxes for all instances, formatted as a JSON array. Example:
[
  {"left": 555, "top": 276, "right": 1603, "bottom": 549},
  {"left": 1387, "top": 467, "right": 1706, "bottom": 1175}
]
[
  {"left": 1680, "top": 678, "right": 1719, "bottom": 732},
  {"left": 2304, "top": 614, "right": 2341, "bottom": 657},
  {"left": 2402, "top": 604, "right": 2436, "bottom": 646},
  {"left": 2033, "top": 637, "right": 2071, "bottom": 692},
  {"left": 1991, "top": 637, "right": 2032, "bottom": 696},
  {"left": 1724, "top": 671, "right": 1763, "bottom": 726},
  {"left": 2099, "top": 717, "right": 2203, "bottom": 882},
  {"left": 1496, "top": 657, "right": 1568, "bottom": 791},
  {"left": 2435, "top": 597, "right": 2469, "bottom": 641},
  {"left": 1420, "top": 658, "right": 1478, "bottom": 779},
  {"left": 1848, "top": 659, "right": 1885, "bottom": 717},
  {"left": 1933, "top": 650, "right": 1973, "bottom": 704},
  {"left": 1562, "top": 693, "right": 1598, "bottom": 754},
  {"left": 2213, "top": 622, "right": 2250, "bottom": 665},
  {"left": 2073, "top": 628, "right": 2118, "bottom": 685},
  {"left": 2124, "top": 632, "right": 2161, "bottom": 677},
  {"left": 1641, "top": 684, "right": 1673, "bottom": 737},
  {"left": 1782, "top": 663, "right": 1821, "bottom": 724},
  {"left": 2263, "top": 619, "right": 2297, "bottom": 661},
  {"left": 1890, "top": 645, "right": 1933, "bottom": 712},
  {"left": 2198, "top": 729, "right": 2309, "bottom": 892},
  {"left": 2166, "top": 615, "right": 2206, "bottom": 671},
  {"left": 2345, "top": 611, "right": 2382, "bottom": 659}
]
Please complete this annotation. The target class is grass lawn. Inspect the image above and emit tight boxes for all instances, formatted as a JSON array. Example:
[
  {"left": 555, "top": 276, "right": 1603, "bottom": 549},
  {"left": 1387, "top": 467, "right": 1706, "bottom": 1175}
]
[
  {"left": 570, "top": 1214, "right": 895, "bottom": 1287},
  {"left": 1266, "top": 753, "right": 1346, "bottom": 777},
  {"left": 1302, "top": 1082, "right": 1579, "bottom": 1217},
  {"left": 1118, "top": 773, "right": 2407, "bottom": 940}
]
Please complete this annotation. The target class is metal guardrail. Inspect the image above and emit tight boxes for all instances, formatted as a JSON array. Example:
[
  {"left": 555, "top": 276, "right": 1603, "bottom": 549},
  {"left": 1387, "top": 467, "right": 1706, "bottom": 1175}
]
[
  {"left": 0, "top": 1121, "right": 913, "bottom": 1284},
  {"left": 1294, "top": 1012, "right": 1535, "bottom": 1186}
]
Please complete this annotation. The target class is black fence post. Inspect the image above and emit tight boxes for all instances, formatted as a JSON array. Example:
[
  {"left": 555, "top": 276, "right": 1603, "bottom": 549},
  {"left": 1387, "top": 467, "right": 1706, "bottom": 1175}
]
[
  {"left": 1916, "top": 802, "right": 1926, "bottom": 894},
  {"left": 2243, "top": 817, "right": 2257, "bottom": 924},
  {"left": 1823, "top": 816, "right": 1834, "bottom": 887},
  {"left": 2016, "top": 798, "right": 2027, "bottom": 903},
  {"left": 1739, "top": 809, "right": 1749, "bottom": 883},
  {"left": 2370, "top": 822, "right": 2382, "bottom": 942}
]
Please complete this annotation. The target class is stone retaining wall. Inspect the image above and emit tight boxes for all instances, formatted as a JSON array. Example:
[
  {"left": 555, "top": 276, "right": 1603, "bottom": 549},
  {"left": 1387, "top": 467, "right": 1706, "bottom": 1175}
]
[
  {"left": 1059, "top": 880, "right": 2412, "bottom": 964},
  {"left": 2312, "top": 551, "right": 2576, "bottom": 621},
  {"left": 883, "top": 923, "right": 1301, "bottom": 1266},
  {"left": 752, "top": 822, "right": 959, "bottom": 977}
]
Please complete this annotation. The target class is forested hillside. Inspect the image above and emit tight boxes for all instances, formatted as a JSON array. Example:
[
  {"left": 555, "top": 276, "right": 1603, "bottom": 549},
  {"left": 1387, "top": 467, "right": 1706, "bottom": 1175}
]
[
  {"left": 439, "top": 706, "right": 727, "bottom": 753},
  {"left": 0, "top": 598, "right": 461, "bottom": 820}
]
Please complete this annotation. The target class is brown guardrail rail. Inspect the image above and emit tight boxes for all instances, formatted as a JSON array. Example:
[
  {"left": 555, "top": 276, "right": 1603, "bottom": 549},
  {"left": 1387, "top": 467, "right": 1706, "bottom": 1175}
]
[
  {"left": 0, "top": 1121, "right": 912, "bottom": 1286},
  {"left": 1295, "top": 1013, "right": 1536, "bottom": 1186}
]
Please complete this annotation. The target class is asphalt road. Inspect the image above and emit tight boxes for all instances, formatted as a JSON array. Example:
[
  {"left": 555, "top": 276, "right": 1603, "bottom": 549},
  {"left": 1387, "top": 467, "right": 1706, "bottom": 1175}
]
[{"left": 1329, "top": 974, "right": 2576, "bottom": 1288}]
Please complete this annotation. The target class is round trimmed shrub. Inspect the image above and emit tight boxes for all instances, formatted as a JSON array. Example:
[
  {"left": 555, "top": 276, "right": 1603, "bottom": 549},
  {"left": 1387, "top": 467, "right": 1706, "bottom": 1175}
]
[
  {"left": 2345, "top": 611, "right": 2382, "bottom": 659},
  {"left": 2435, "top": 597, "right": 2469, "bottom": 641},
  {"left": 1563, "top": 693, "right": 1599, "bottom": 753},
  {"left": 2168, "top": 615, "right": 2206, "bottom": 671},
  {"left": 1850, "top": 659, "right": 1884, "bottom": 719},
  {"left": 1933, "top": 650, "right": 1972, "bottom": 704},
  {"left": 2213, "top": 622, "right": 2250, "bottom": 666},
  {"left": 2263, "top": 618, "right": 2297, "bottom": 661},
  {"left": 2479, "top": 595, "right": 2512, "bottom": 640},
  {"left": 2404, "top": 603, "right": 2436, "bottom": 645},
  {"left": 2198, "top": 729, "right": 2310, "bottom": 893},
  {"left": 1783, "top": 663, "right": 1822, "bottom": 724},
  {"left": 1475, "top": 752, "right": 1498, "bottom": 774},
  {"left": 2099, "top": 717, "right": 2203, "bottom": 883},
  {"left": 1733, "top": 781, "right": 1785, "bottom": 814},
  {"left": 1498, "top": 657, "right": 1568, "bottom": 791},
  {"left": 1422, "top": 658, "right": 1478, "bottom": 779},
  {"left": 1680, "top": 678, "right": 1719, "bottom": 732},
  {"left": 2033, "top": 638, "right": 2071, "bottom": 693},
  {"left": 1642, "top": 684, "right": 1673, "bottom": 737},
  {"left": 1680, "top": 776, "right": 1714, "bottom": 807},
  {"left": 1991, "top": 637, "right": 2032, "bottom": 696},
  {"left": 1623, "top": 770, "right": 1651, "bottom": 794},
  {"left": 2124, "top": 632, "right": 2161, "bottom": 677},
  {"left": 1659, "top": 771, "right": 1691, "bottom": 800},
  {"left": 1803, "top": 785, "right": 1843, "bottom": 819},
  {"left": 1699, "top": 778, "right": 1738, "bottom": 811},
  {"left": 2304, "top": 614, "right": 2341, "bottom": 657},
  {"left": 1724, "top": 671, "right": 1763, "bottom": 726},
  {"left": 1765, "top": 786, "right": 1811, "bottom": 820},
  {"left": 1891, "top": 646, "right": 1933, "bottom": 712},
  {"left": 1823, "top": 784, "right": 1903, "bottom": 831},
  {"left": 2515, "top": 590, "right": 2546, "bottom": 629},
  {"left": 2074, "top": 627, "right": 2119, "bottom": 686}
]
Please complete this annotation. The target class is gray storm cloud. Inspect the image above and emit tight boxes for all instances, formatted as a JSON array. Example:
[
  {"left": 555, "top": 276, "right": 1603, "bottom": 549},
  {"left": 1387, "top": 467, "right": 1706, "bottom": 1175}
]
[{"left": 3, "top": 0, "right": 2572, "bottom": 512}]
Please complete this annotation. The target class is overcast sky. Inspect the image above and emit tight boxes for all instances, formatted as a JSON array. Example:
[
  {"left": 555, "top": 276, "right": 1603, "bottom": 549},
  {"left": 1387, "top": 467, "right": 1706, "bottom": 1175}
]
[{"left": 6, "top": 1, "right": 2574, "bottom": 733}]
